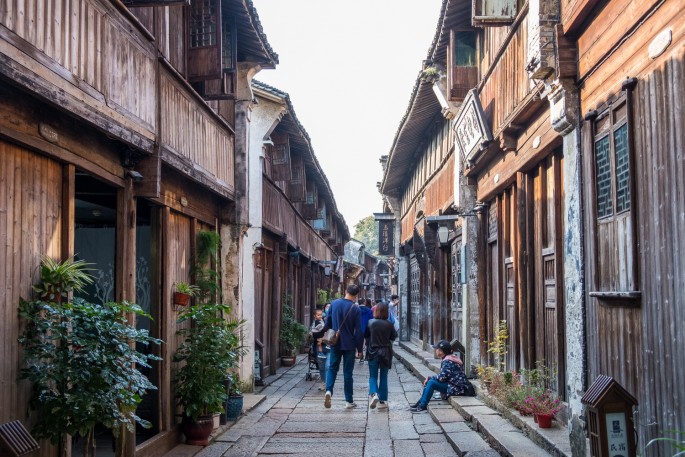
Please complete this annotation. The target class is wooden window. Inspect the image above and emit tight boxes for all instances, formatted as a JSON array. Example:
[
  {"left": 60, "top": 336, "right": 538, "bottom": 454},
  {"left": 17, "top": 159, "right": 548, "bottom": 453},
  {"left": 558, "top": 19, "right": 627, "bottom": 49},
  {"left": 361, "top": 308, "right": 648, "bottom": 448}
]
[
  {"left": 472, "top": 0, "right": 517, "bottom": 25},
  {"left": 587, "top": 85, "right": 640, "bottom": 302},
  {"left": 288, "top": 156, "right": 306, "bottom": 202},
  {"left": 188, "top": 0, "right": 237, "bottom": 99},
  {"left": 270, "top": 132, "right": 292, "bottom": 182},
  {"left": 449, "top": 30, "right": 479, "bottom": 101}
]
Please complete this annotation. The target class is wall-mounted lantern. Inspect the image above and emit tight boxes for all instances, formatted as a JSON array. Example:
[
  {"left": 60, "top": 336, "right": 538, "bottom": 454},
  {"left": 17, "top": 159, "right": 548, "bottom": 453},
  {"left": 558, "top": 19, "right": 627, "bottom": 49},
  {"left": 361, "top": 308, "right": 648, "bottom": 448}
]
[
  {"left": 581, "top": 375, "right": 637, "bottom": 457},
  {"left": 437, "top": 226, "right": 450, "bottom": 245}
]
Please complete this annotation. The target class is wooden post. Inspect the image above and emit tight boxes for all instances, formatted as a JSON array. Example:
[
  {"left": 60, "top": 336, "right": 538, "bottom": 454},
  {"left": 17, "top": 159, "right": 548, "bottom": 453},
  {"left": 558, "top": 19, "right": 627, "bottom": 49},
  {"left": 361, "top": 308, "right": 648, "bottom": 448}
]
[
  {"left": 114, "top": 178, "right": 137, "bottom": 457},
  {"left": 516, "top": 172, "right": 530, "bottom": 369},
  {"left": 61, "top": 164, "right": 75, "bottom": 261}
]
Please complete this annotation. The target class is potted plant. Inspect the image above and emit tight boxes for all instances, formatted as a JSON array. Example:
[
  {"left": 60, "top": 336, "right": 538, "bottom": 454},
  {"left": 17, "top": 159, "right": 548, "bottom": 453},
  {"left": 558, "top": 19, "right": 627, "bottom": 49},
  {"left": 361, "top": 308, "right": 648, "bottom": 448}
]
[
  {"left": 421, "top": 65, "right": 441, "bottom": 83},
  {"left": 224, "top": 373, "right": 247, "bottom": 421},
  {"left": 279, "top": 302, "right": 307, "bottom": 367},
  {"left": 526, "top": 390, "right": 561, "bottom": 428},
  {"left": 174, "top": 282, "right": 200, "bottom": 307},
  {"left": 174, "top": 302, "right": 244, "bottom": 444},
  {"left": 19, "top": 257, "right": 161, "bottom": 457},
  {"left": 173, "top": 230, "right": 245, "bottom": 445}
]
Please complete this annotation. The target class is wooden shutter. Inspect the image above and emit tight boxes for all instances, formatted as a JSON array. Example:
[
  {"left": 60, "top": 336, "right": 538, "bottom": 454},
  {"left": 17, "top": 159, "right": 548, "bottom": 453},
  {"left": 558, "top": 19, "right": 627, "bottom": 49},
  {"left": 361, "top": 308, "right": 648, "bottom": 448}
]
[
  {"left": 271, "top": 132, "right": 292, "bottom": 182},
  {"left": 472, "top": 0, "right": 517, "bottom": 25},
  {"left": 187, "top": 0, "right": 222, "bottom": 82},
  {"left": 124, "top": 0, "right": 188, "bottom": 5},
  {"left": 449, "top": 29, "right": 479, "bottom": 102},
  {"left": 197, "top": 15, "right": 237, "bottom": 100},
  {"left": 302, "top": 181, "right": 318, "bottom": 219},
  {"left": 288, "top": 155, "right": 306, "bottom": 202}
]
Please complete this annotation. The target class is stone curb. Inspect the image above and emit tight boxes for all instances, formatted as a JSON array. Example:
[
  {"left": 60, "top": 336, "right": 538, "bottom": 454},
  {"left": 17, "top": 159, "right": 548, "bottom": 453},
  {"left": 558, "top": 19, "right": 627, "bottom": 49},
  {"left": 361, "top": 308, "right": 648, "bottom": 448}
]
[{"left": 396, "top": 342, "right": 571, "bottom": 457}]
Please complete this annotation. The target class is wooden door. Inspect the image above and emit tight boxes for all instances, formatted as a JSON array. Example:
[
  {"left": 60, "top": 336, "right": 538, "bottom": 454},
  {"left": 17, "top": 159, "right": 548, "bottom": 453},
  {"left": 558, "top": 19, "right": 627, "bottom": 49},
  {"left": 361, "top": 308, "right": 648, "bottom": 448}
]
[
  {"left": 409, "top": 255, "right": 421, "bottom": 341},
  {"left": 532, "top": 153, "right": 565, "bottom": 396},
  {"left": 451, "top": 236, "right": 463, "bottom": 343},
  {"left": 485, "top": 202, "right": 500, "bottom": 363}
]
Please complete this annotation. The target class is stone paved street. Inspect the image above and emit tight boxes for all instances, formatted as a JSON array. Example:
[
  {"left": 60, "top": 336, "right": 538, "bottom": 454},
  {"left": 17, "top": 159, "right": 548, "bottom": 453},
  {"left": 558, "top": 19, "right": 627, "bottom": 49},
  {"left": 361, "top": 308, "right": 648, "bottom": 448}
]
[{"left": 197, "top": 356, "right": 503, "bottom": 457}]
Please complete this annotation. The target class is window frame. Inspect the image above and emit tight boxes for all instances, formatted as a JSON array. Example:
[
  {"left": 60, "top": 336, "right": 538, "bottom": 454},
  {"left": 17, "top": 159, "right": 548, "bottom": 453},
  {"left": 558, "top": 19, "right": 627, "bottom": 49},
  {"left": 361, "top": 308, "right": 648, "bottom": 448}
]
[
  {"left": 448, "top": 28, "right": 481, "bottom": 102},
  {"left": 586, "top": 78, "right": 640, "bottom": 303}
]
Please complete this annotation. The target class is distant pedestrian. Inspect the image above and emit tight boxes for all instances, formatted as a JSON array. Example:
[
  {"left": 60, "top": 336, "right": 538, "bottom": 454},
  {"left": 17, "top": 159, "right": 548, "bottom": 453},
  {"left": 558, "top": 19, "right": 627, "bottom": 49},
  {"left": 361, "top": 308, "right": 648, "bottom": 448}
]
[
  {"left": 324, "top": 284, "right": 363, "bottom": 409},
  {"left": 390, "top": 294, "right": 400, "bottom": 334},
  {"left": 358, "top": 298, "right": 373, "bottom": 364},
  {"left": 322, "top": 303, "right": 331, "bottom": 320},
  {"left": 365, "top": 302, "right": 397, "bottom": 410},
  {"left": 409, "top": 340, "right": 474, "bottom": 413}
]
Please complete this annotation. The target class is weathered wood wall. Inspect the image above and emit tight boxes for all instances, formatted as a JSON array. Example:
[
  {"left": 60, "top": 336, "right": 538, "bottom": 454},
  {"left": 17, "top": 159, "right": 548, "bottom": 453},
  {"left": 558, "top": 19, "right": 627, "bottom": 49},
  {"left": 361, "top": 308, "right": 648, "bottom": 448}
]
[
  {"left": 0, "top": 0, "right": 157, "bottom": 150},
  {"left": 0, "top": 141, "right": 62, "bottom": 457},
  {"left": 479, "top": 13, "right": 532, "bottom": 134},
  {"left": 160, "top": 68, "right": 235, "bottom": 194},
  {"left": 578, "top": 0, "right": 685, "bottom": 446}
]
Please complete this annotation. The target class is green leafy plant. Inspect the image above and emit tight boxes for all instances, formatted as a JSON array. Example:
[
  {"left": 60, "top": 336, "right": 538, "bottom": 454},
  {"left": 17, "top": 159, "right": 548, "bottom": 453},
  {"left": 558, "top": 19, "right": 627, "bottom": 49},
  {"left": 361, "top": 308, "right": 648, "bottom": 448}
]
[
  {"left": 174, "top": 230, "right": 246, "bottom": 422},
  {"left": 175, "top": 282, "right": 201, "bottom": 296},
  {"left": 316, "top": 288, "right": 332, "bottom": 305},
  {"left": 421, "top": 66, "right": 441, "bottom": 82},
  {"left": 18, "top": 257, "right": 161, "bottom": 456},
  {"left": 280, "top": 302, "right": 307, "bottom": 356},
  {"left": 487, "top": 320, "right": 509, "bottom": 371},
  {"left": 646, "top": 430, "right": 685, "bottom": 456},
  {"left": 191, "top": 230, "right": 222, "bottom": 302},
  {"left": 174, "top": 302, "right": 245, "bottom": 421}
]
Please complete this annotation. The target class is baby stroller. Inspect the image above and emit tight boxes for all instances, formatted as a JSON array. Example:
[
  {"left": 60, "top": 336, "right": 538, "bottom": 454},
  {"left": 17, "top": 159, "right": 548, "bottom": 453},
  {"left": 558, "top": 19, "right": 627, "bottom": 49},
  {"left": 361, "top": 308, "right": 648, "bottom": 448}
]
[{"left": 305, "top": 334, "right": 320, "bottom": 381}]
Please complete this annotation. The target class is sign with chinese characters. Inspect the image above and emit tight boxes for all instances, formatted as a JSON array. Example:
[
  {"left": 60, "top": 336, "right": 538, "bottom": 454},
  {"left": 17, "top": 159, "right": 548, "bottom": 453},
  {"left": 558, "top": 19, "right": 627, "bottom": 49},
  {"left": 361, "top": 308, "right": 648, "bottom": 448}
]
[
  {"left": 605, "top": 412, "right": 628, "bottom": 457},
  {"left": 453, "top": 89, "right": 493, "bottom": 165},
  {"left": 378, "top": 220, "right": 394, "bottom": 256}
]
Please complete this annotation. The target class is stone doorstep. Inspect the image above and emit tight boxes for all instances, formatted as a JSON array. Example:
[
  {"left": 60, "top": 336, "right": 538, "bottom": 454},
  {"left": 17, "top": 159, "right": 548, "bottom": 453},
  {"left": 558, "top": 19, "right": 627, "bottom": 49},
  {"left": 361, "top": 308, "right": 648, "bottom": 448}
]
[{"left": 395, "top": 342, "right": 571, "bottom": 457}]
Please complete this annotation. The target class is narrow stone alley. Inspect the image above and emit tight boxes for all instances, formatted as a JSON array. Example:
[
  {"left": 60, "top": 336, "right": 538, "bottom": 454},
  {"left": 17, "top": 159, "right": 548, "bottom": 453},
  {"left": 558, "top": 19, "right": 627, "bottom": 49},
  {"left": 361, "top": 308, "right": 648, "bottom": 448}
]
[{"left": 176, "top": 355, "right": 504, "bottom": 457}]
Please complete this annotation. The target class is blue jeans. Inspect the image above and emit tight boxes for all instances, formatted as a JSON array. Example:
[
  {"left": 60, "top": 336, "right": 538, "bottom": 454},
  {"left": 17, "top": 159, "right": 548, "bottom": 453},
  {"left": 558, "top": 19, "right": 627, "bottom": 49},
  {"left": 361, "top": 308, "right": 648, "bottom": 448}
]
[
  {"left": 419, "top": 378, "right": 448, "bottom": 407},
  {"left": 326, "top": 348, "right": 357, "bottom": 402},
  {"left": 317, "top": 346, "right": 329, "bottom": 383},
  {"left": 367, "top": 358, "right": 389, "bottom": 401}
]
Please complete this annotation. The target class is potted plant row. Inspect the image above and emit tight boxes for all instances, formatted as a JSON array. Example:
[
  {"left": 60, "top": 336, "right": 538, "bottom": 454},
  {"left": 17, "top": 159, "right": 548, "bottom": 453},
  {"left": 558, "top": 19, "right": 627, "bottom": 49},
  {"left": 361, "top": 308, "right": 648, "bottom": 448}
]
[{"left": 173, "top": 230, "right": 246, "bottom": 446}]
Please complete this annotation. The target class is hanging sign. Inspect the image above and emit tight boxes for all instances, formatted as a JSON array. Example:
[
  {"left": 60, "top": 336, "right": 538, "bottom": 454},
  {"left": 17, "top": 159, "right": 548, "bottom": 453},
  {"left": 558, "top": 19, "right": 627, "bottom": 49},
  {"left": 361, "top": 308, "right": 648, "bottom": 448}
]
[
  {"left": 454, "top": 89, "right": 493, "bottom": 166},
  {"left": 375, "top": 213, "right": 395, "bottom": 256}
]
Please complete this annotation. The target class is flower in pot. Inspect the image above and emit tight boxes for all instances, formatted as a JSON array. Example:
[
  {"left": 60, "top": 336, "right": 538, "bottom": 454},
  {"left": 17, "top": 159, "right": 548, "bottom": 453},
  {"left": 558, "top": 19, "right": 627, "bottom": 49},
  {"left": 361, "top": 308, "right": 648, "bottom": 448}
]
[
  {"left": 174, "top": 282, "right": 200, "bottom": 307},
  {"left": 279, "top": 302, "right": 307, "bottom": 366},
  {"left": 173, "top": 302, "right": 245, "bottom": 445},
  {"left": 526, "top": 390, "right": 561, "bottom": 428}
]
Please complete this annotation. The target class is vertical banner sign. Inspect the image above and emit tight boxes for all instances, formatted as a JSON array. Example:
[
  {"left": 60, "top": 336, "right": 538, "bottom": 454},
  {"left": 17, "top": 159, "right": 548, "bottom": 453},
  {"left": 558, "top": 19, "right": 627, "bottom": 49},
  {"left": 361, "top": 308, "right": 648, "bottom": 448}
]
[{"left": 378, "top": 220, "right": 394, "bottom": 256}]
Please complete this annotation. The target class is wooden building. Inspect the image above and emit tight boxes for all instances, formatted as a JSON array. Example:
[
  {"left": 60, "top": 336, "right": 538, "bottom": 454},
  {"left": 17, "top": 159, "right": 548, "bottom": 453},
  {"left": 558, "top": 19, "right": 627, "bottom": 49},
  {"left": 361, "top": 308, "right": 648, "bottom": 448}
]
[
  {"left": 562, "top": 0, "right": 685, "bottom": 451},
  {"left": 0, "top": 0, "right": 279, "bottom": 455},
  {"left": 248, "top": 81, "right": 348, "bottom": 380},
  {"left": 379, "top": 52, "right": 461, "bottom": 352}
]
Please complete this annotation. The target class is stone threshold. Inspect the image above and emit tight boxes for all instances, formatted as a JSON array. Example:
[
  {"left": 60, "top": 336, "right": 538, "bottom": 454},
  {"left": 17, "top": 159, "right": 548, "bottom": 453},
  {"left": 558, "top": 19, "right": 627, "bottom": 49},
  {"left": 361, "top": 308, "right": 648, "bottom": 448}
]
[{"left": 395, "top": 341, "right": 572, "bottom": 457}]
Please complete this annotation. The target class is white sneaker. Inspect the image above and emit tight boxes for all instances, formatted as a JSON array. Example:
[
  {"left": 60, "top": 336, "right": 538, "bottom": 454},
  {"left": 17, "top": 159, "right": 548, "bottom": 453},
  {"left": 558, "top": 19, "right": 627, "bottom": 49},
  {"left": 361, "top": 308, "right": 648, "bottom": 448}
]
[
  {"left": 324, "top": 391, "right": 332, "bottom": 409},
  {"left": 377, "top": 401, "right": 388, "bottom": 410},
  {"left": 369, "top": 393, "right": 379, "bottom": 409},
  {"left": 344, "top": 401, "right": 358, "bottom": 409}
]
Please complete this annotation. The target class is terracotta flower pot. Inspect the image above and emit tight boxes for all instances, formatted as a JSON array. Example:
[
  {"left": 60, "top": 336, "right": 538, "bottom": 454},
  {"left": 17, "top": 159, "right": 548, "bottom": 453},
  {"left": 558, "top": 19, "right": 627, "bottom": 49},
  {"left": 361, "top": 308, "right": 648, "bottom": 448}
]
[
  {"left": 536, "top": 413, "right": 554, "bottom": 428},
  {"left": 183, "top": 415, "right": 214, "bottom": 445},
  {"left": 174, "top": 291, "right": 191, "bottom": 306},
  {"left": 281, "top": 355, "right": 296, "bottom": 367}
]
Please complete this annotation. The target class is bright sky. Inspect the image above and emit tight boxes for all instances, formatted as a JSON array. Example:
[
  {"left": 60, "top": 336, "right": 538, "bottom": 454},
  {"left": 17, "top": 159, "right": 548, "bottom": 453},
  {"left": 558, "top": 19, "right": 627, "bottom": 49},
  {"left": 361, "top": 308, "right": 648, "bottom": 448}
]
[{"left": 252, "top": 0, "right": 443, "bottom": 232}]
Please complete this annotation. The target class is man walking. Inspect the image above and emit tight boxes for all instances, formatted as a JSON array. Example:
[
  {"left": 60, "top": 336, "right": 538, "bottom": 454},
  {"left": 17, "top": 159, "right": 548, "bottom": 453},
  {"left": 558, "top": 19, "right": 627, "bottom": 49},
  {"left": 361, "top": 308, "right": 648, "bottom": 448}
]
[{"left": 324, "top": 284, "right": 363, "bottom": 409}]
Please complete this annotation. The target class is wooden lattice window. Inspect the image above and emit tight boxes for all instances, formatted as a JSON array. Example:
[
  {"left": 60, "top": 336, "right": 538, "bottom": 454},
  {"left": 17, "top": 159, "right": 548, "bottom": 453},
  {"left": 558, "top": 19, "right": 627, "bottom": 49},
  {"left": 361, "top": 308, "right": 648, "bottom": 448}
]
[
  {"left": 586, "top": 81, "right": 640, "bottom": 302},
  {"left": 190, "top": 0, "right": 217, "bottom": 48}
]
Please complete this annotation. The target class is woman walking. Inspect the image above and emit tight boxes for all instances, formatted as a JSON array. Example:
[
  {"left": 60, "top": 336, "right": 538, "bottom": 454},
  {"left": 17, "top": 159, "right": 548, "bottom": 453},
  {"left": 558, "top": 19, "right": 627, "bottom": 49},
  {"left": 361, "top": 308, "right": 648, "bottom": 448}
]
[{"left": 364, "top": 302, "right": 397, "bottom": 410}]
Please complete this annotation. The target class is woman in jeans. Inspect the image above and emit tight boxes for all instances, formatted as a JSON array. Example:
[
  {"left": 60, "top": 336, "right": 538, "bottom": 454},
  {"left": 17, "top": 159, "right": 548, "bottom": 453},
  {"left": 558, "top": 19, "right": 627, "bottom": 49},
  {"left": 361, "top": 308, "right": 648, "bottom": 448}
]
[{"left": 364, "top": 302, "right": 397, "bottom": 410}]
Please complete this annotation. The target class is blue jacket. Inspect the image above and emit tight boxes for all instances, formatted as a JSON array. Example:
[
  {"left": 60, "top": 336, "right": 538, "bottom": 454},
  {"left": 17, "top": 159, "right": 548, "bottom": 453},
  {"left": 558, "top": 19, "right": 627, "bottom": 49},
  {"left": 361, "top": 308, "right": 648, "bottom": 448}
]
[
  {"left": 359, "top": 306, "right": 374, "bottom": 333},
  {"left": 325, "top": 298, "right": 363, "bottom": 352}
]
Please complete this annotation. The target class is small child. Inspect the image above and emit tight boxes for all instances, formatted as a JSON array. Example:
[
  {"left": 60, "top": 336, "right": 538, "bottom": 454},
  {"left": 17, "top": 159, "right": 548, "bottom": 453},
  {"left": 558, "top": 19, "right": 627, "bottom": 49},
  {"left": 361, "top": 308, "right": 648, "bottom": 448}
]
[{"left": 310, "top": 309, "right": 326, "bottom": 353}]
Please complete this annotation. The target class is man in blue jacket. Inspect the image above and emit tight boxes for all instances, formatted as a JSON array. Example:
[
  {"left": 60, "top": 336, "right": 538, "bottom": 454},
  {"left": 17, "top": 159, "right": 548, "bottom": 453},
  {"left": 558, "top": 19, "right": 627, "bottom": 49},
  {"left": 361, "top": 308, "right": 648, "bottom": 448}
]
[{"left": 324, "top": 284, "right": 363, "bottom": 409}]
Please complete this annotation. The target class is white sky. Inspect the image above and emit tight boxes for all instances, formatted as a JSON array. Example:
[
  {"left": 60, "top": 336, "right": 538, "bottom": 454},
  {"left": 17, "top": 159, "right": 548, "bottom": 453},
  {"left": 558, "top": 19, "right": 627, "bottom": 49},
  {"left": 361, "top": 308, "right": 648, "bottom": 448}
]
[{"left": 251, "top": 0, "right": 443, "bottom": 232}]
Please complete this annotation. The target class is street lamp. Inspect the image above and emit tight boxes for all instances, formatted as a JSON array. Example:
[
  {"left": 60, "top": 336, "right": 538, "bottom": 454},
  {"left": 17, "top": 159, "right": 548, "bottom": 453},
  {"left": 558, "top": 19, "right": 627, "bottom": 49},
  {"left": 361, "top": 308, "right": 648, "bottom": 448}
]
[{"left": 437, "top": 226, "right": 450, "bottom": 245}]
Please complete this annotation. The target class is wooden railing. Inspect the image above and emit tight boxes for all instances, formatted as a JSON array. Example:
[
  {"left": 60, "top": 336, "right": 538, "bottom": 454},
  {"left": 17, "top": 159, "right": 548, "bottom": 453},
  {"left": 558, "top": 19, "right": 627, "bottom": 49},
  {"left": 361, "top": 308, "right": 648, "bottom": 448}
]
[{"left": 263, "top": 178, "right": 337, "bottom": 261}]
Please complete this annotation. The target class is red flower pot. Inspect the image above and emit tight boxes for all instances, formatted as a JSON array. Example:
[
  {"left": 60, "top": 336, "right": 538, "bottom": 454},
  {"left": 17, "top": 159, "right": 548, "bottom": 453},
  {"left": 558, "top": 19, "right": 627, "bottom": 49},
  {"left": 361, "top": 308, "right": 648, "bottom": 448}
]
[
  {"left": 174, "top": 292, "right": 191, "bottom": 307},
  {"left": 536, "top": 413, "right": 554, "bottom": 428},
  {"left": 183, "top": 415, "right": 214, "bottom": 445}
]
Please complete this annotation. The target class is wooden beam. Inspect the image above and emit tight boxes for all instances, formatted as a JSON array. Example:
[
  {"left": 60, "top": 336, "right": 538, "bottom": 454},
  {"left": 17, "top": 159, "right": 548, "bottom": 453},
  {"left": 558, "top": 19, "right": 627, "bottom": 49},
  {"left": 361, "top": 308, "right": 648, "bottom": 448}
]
[{"left": 61, "top": 164, "right": 75, "bottom": 261}]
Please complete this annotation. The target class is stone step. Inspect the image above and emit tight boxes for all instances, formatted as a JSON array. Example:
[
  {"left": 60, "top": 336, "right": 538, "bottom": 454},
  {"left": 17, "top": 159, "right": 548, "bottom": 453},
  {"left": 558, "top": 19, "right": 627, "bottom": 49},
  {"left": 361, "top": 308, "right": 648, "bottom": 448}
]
[{"left": 395, "top": 342, "right": 571, "bottom": 457}]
